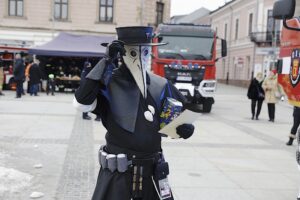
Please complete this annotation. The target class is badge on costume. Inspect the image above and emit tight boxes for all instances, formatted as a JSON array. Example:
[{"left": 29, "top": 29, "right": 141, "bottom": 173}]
[
  {"left": 290, "top": 49, "right": 300, "bottom": 88},
  {"left": 158, "top": 178, "right": 172, "bottom": 199}
]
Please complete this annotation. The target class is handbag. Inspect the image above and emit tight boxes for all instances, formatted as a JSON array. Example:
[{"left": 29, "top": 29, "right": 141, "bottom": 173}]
[{"left": 256, "top": 85, "right": 264, "bottom": 99}]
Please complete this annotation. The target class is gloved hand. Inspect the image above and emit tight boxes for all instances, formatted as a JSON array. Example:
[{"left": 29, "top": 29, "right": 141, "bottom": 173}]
[
  {"left": 106, "top": 40, "right": 126, "bottom": 59},
  {"left": 176, "top": 123, "right": 194, "bottom": 139}
]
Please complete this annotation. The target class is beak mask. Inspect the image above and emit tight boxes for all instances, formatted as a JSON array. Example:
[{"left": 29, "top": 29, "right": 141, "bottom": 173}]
[{"left": 122, "top": 45, "right": 151, "bottom": 99}]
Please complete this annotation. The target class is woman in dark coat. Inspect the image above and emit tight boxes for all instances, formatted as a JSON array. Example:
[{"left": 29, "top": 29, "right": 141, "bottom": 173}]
[{"left": 247, "top": 72, "right": 265, "bottom": 120}]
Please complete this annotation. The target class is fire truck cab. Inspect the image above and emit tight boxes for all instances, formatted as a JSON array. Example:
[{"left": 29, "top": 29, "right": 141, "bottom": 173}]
[
  {"left": 273, "top": 0, "right": 300, "bottom": 107},
  {"left": 152, "top": 24, "right": 227, "bottom": 113}
]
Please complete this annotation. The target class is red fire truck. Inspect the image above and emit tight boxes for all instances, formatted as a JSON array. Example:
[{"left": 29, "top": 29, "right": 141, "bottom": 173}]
[
  {"left": 273, "top": 0, "right": 300, "bottom": 107},
  {"left": 273, "top": 0, "right": 300, "bottom": 199},
  {"left": 152, "top": 24, "right": 227, "bottom": 113}
]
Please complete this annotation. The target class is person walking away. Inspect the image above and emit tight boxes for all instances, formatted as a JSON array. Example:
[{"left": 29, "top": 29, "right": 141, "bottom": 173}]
[
  {"left": 29, "top": 60, "right": 42, "bottom": 96},
  {"left": 13, "top": 54, "right": 25, "bottom": 98},
  {"left": 262, "top": 70, "right": 283, "bottom": 122},
  {"left": 286, "top": 106, "right": 300, "bottom": 145},
  {"left": 80, "top": 61, "right": 93, "bottom": 120},
  {"left": 247, "top": 72, "right": 265, "bottom": 120},
  {"left": 0, "top": 55, "right": 4, "bottom": 95},
  {"left": 46, "top": 74, "right": 55, "bottom": 95}
]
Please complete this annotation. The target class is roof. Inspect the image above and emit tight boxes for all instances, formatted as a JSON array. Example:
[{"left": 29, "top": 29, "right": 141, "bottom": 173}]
[
  {"left": 176, "top": 7, "right": 210, "bottom": 24},
  {"left": 28, "top": 32, "right": 114, "bottom": 57},
  {"left": 209, "top": 0, "right": 236, "bottom": 15}
]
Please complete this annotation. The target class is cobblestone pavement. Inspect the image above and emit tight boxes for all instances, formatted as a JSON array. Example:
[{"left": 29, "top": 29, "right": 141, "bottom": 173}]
[{"left": 0, "top": 84, "right": 299, "bottom": 200}]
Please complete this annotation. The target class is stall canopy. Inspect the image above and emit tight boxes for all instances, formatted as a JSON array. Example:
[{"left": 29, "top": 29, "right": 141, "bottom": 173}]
[{"left": 29, "top": 32, "right": 114, "bottom": 57}]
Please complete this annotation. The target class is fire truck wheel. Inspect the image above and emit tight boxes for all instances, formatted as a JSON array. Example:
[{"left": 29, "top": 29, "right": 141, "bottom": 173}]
[{"left": 202, "top": 101, "right": 212, "bottom": 113}]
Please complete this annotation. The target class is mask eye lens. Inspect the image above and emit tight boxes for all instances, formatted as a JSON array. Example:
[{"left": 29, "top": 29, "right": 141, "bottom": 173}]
[
  {"left": 130, "top": 50, "right": 137, "bottom": 57},
  {"left": 143, "top": 49, "right": 149, "bottom": 56}
]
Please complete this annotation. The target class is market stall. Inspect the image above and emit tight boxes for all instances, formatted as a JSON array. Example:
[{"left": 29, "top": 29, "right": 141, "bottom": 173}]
[{"left": 28, "top": 32, "right": 114, "bottom": 92}]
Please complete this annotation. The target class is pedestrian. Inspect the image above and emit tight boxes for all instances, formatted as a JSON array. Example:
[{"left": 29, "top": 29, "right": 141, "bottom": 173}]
[
  {"left": 25, "top": 59, "right": 32, "bottom": 94},
  {"left": 247, "top": 72, "right": 265, "bottom": 120},
  {"left": 0, "top": 54, "right": 4, "bottom": 96},
  {"left": 80, "top": 61, "right": 93, "bottom": 120},
  {"left": 73, "top": 26, "right": 194, "bottom": 200},
  {"left": 46, "top": 73, "right": 55, "bottom": 96},
  {"left": 29, "top": 59, "right": 42, "bottom": 96},
  {"left": 13, "top": 54, "right": 25, "bottom": 98},
  {"left": 286, "top": 106, "right": 300, "bottom": 145},
  {"left": 262, "top": 70, "right": 284, "bottom": 122}
]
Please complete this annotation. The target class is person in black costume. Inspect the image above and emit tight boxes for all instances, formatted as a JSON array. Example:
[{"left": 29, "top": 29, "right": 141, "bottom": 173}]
[
  {"left": 73, "top": 26, "right": 195, "bottom": 200},
  {"left": 247, "top": 72, "right": 265, "bottom": 120},
  {"left": 286, "top": 106, "right": 300, "bottom": 145}
]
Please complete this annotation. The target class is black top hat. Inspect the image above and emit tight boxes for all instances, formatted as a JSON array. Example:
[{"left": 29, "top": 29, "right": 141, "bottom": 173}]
[{"left": 102, "top": 26, "right": 166, "bottom": 47}]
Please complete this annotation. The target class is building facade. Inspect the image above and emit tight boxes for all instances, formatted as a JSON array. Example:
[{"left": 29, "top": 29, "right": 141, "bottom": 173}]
[
  {"left": 0, "top": 0, "right": 171, "bottom": 48},
  {"left": 208, "top": 0, "right": 280, "bottom": 87}
]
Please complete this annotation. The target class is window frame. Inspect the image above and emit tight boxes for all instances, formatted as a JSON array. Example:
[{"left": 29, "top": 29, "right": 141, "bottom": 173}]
[
  {"left": 224, "top": 23, "right": 227, "bottom": 40},
  {"left": 156, "top": 2, "right": 164, "bottom": 26},
  {"left": 99, "top": 0, "right": 114, "bottom": 23},
  {"left": 8, "top": 0, "right": 23, "bottom": 17},
  {"left": 235, "top": 18, "right": 239, "bottom": 40},
  {"left": 248, "top": 13, "right": 253, "bottom": 36},
  {"left": 54, "top": 0, "right": 68, "bottom": 21}
]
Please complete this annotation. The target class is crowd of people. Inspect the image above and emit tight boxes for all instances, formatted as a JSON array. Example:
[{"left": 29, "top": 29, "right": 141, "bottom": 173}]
[{"left": 247, "top": 70, "right": 298, "bottom": 146}]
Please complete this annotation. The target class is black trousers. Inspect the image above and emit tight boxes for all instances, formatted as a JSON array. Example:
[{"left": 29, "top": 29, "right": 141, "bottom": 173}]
[
  {"left": 267, "top": 103, "right": 275, "bottom": 120},
  {"left": 291, "top": 115, "right": 300, "bottom": 135},
  {"left": 251, "top": 100, "right": 263, "bottom": 117},
  {"left": 16, "top": 80, "right": 23, "bottom": 97}
]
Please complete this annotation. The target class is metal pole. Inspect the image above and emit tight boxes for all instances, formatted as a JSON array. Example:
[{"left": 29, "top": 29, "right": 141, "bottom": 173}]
[
  {"left": 272, "top": 20, "right": 277, "bottom": 70},
  {"left": 252, "top": 0, "right": 259, "bottom": 78}
]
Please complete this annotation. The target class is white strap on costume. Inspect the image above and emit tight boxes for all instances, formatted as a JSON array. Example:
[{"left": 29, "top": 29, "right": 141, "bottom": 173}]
[{"left": 72, "top": 97, "right": 97, "bottom": 112}]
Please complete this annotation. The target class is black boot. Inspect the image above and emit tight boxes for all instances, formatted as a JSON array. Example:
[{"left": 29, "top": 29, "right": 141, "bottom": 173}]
[{"left": 286, "top": 137, "right": 294, "bottom": 146}]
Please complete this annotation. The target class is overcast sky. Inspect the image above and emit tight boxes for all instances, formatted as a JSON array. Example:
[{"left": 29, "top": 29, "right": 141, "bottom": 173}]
[{"left": 171, "top": 0, "right": 229, "bottom": 16}]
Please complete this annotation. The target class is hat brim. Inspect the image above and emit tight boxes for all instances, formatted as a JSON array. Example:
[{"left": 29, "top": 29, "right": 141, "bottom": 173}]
[{"left": 101, "top": 42, "right": 167, "bottom": 47}]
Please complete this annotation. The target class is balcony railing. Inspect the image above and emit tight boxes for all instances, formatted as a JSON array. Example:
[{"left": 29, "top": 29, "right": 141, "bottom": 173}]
[{"left": 250, "top": 31, "right": 280, "bottom": 45}]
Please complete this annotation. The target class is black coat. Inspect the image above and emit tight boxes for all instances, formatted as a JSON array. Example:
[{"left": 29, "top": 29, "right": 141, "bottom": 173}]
[
  {"left": 29, "top": 63, "right": 42, "bottom": 84},
  {"left": 13, "top": 58, "right": 25, "bottom": 81},
  {"left": 247, "top": 78, "right": 265, "bottom": 100}
]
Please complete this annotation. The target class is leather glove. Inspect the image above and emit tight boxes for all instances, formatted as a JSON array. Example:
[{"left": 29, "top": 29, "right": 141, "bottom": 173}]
[
  {"left": 106, "top": 40, "right": 126, "bottom": 59},
  {"left": 176, "top": 123, "right": 194, "bottom": 139}
]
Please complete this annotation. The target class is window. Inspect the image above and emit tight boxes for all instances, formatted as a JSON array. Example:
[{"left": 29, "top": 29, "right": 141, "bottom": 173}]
[
  {"left": 54, "top": 0, "right": 68, "bottom": 20},
  {"left": 8, "top": 0, "right": 23, "bottom": 16},
  {"left": 156, "top": 2, "right": 164, "bottom": 25},
  {"left": 248, "top": 13, "right": 253, "bottom": 36},
  {"left": 224, "top": 23, "right": 227, "bottom": 40},
  {"left": 235, "top": 18, "right": 239, "bottom": 40},
  {"left": 99, "top": 0, "right": 114, "bottom": 22}
]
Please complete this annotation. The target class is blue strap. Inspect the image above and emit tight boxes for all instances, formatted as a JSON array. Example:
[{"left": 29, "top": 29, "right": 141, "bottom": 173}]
[
  {"left": 103, "top": 63, "right": 114, "bottom": 86},
  {"left": 167, "top": 82, "right": 173, "bottom": 98},
  {"left": 160, "top": 85, "right": 166, "bottom": 101}
]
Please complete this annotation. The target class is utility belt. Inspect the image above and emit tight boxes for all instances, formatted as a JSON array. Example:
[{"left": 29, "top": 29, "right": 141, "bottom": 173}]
[
  {"left": 98, "top": 143, "right": 172, "bottom": 199},
  {"left": 98, "top": 144, "right": 163, "bottom": 174}
]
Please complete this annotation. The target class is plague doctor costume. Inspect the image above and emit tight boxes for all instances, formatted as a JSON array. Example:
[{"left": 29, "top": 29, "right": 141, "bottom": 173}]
[{"left": 73, "top": 26, "right": 195, "bottom": 200}]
